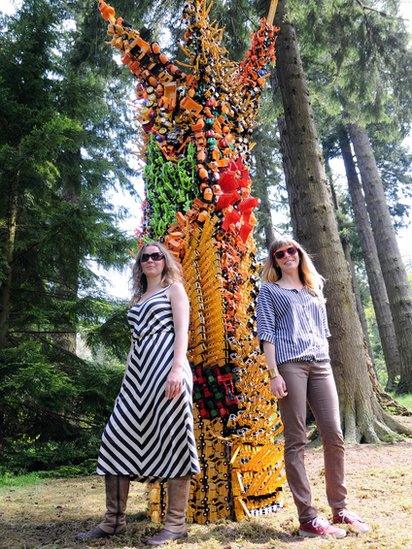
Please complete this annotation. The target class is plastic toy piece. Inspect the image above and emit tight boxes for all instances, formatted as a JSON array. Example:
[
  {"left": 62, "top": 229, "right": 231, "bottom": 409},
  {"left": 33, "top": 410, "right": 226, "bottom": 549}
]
[
  {"left": 215, "top": 191, "right": 241, "bottom": 211},
  {"left": 128, "top": 35, "right": 151, "bottom": 57},
  {"left": 238, "top": 196, "right": 260, "bottom": 212},
  {"left": 180, "top": 96, "right": 203, "bottom": 116},
  {"left": 221, "top": 209, "right": 241, "bottom": 231},
  {"left": 239, "top": 222, "right": 253, "bottom": 242},
  {"left": 99, "top": 0, "right": 116, "bottom": 22},
  {"left": 219, "top": 171, "right": 241, "bottom": 193}
]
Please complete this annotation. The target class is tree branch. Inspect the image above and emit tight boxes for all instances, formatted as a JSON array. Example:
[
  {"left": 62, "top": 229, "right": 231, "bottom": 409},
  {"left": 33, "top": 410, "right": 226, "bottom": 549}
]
[
  {"left": 355, "top": 0, "right": 388, "bottom": 17},
  {"left": 24, "top": 396, "right": 98, "bottom": 429},
  {"left": 11, "top": 330, "right": 78, "bottom": 334}
]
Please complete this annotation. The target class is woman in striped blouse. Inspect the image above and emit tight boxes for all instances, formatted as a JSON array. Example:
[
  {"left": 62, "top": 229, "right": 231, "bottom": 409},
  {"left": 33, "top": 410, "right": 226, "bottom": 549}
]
[{"left": 257, "top": 237, "right": 369, "bottom": 539}]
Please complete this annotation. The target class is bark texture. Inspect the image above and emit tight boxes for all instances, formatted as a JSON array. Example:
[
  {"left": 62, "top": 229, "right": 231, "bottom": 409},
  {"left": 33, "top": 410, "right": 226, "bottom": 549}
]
[
  {"left": 254, "top": 147, "right": 276, "bottom": 249},
  {"left": 53, "top": 160, "right": 80, "bottom": 355},
  {"left": 324, "top": 159, "right": 376, "bottom": 369},
  {"left": 341, "top": 235, "right": 375, "bottom": 369},
  {"left": 347, "top": 123, "right": 412, "bottom": 393},
  {"left": 339, "top": 129, "right": 400, "bottom": 390},
  {"left": 275, "top": 0, "right": 409, "bottom": 441}
]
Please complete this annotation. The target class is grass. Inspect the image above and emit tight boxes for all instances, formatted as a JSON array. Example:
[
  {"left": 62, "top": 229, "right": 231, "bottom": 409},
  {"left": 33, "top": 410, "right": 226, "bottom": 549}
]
[
  {"left": 390, "top": 392, "right": 412, "bottom": 411},
  {"left": 1, "top": 438, "right": 412, "bottom": 549},
  {"left": 0, "top": 463, "right": 97, "bottom": 490},
  {"left": 0, "top": 472, "right": 45, "bottom": 489}
]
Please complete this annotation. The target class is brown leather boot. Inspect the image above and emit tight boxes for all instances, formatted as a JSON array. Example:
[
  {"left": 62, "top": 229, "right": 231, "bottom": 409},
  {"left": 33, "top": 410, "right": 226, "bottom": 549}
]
[
  {"left": 145, "top": 477, "right": 190, "bottom": 546},
  {"left": 75, "top": 474, "right": 130, "bottom": 541}
]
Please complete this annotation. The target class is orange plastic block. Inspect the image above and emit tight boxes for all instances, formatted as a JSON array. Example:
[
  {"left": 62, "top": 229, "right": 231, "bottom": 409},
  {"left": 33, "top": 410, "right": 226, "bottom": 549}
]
[
  {"left": 180, "top": 96, "right": 203, "bottom": 116},
  {"left": 99, "top": 0, "right": 116, "bottom": 22},
  {"left": 163, "top": 82, "right": 177, "bottom": 110}
]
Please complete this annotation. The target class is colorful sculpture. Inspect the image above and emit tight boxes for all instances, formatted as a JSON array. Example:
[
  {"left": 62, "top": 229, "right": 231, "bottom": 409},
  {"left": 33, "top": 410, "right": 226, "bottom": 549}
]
[{"left": 99, "top": 0, "right": 285, "bottom": 522}]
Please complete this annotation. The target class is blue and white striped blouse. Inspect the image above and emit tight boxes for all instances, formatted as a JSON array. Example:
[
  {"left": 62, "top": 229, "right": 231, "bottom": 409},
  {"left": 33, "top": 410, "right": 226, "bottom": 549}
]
[{"left": 256, "top": 282, "right": 331, "bottom": 366}]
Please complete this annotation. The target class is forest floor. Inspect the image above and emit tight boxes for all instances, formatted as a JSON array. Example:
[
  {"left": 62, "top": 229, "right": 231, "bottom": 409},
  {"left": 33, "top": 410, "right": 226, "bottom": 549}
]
[{"left": 1, "top": 418, "right": 412, "bottom": 549}]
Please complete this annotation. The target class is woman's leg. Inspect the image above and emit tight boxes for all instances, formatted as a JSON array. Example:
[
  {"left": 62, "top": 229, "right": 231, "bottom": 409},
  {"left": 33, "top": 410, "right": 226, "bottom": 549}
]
[
  {"left": 278, "top": 361, "right": 317, "bottom": 523},
  {"left": 146, "top": 476, "right": 191, "bottom": 546},
  {"left": 75, "top": 474, "right": 130, "bottom": 540},
  {"left": 306, "top": 360, "right": 347, "bottom": 513}
]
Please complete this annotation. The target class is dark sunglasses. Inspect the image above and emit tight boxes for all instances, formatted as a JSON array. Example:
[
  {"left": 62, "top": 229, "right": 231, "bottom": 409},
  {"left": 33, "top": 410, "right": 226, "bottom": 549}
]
[
  {"left": 273, "top": 246, "right": 298, "bottom": 260},
  {"left": 141, "top": 252, "right": 165, "bottom": 262}
]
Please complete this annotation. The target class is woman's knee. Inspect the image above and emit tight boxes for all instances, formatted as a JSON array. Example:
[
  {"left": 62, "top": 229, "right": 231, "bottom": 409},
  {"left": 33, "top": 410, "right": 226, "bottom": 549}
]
[
  {"left": 284, "top": 433, "right": 308, "bottom": 454},
  {"left": 320, "top": 425, "right": 344, "bottom": 447}
]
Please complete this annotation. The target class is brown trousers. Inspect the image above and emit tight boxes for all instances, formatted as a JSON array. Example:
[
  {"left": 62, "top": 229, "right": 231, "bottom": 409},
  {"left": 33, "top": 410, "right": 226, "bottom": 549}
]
[{"left": 278, "top": 360, "right": 347, "bottom": 523}]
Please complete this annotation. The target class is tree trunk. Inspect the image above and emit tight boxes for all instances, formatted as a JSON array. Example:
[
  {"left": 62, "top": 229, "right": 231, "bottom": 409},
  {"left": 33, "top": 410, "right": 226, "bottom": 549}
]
[
  {"left": 347, "top": 122, "right": 412, "bottom": 394},
  {"left": 253, "top": 143, "right": 276, "bottom": 249},
  {"left": 339, "top": 129, "right": 400, "bottom": 390},
  {"left": 53, "top": 156, "right": 81, "bottom": 355},
  {"left": 259, "top": 181, "right": 276, "bottom": 249},
  {"left": 325, "top": 164, "right": 339, "bottom": 211},
  {"left": 0, "top": 175, "right": 19, "bottom": 347},
  {"left": 341, "top": 235, "right": 376, "bottom": 369},
  {"left": 275, "top": 0, "right": 409, "bottom": 441},
  {"left": 324, "top": 159, "right": 376, "bottom": 369}
]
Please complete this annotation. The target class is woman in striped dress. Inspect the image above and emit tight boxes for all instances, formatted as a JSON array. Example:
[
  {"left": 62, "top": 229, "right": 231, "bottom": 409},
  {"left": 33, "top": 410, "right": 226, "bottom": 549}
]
[
  {"left": 257, "top": 237, "right": 369, "bottom": 540},
  {"left": 76, "top": 242, "right": 200, "bottom": 545}
]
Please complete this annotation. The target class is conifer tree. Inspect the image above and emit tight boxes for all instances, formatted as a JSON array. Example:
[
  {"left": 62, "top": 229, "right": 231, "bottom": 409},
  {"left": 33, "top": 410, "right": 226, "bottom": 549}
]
[
  {"left": 339, "top": 127, "right": 400, "bottom": 389},
  {"left": 288, "top": 0, "right": 412, "bottom": 392},
  {"left": 0, "top": 0, "right": 142, "bottom": 467},
  {"left": 274, "top": 0, "right": 409, "bottom": 441},
  {"left": 0, "top": 0, "right": 61, "bottom": 347}
]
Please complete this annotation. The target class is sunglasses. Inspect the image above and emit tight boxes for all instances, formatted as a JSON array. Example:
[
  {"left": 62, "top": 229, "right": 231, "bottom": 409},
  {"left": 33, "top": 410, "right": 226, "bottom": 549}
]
[
  {"left": 141, "top": 252, "right": 165, "bottom": 262},
  {"left": 273, "top": 246, "right": 298, "bottom": 260}
]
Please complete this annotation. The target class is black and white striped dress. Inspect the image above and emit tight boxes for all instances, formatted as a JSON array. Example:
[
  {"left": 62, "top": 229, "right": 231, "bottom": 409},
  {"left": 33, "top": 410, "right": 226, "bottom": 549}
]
[{"left": 97, "top": 286, "right": 200, "bottom": 480}]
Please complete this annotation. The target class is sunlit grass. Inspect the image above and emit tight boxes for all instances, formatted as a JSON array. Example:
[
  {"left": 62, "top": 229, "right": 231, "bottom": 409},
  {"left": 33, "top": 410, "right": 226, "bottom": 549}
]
[
  {"left": 0, "top": 472, "right": 44, "bottom": 489},
  {"left": 391, "top": 392, "right": 412, "bottom": 411},
  {"left": 1, "top": 441, "right": 411, "bottom": 548}
]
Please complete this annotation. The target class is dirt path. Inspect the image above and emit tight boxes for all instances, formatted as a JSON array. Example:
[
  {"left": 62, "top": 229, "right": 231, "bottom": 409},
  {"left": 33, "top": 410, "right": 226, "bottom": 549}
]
[{"left": 1, "top": 442, "right": 411, "bottom": 549}]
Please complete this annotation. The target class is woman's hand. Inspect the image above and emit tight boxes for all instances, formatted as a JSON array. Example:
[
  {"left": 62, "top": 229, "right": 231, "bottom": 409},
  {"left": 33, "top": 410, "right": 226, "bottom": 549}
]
[
  {"left": 269, "top": 375, "right": 288, "bottom": 399},
  {"left": 165, "top": 365, "right": 184, "bottom": 399}
]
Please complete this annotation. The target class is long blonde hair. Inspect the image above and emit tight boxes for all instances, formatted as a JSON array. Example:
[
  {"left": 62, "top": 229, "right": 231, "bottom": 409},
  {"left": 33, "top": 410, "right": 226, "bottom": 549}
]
[
  {"left": 131, "top": 241, "right": 183, "bottom": 303},
  {"left": 262, "top": 236, "right": 324, "bottom": 297}
]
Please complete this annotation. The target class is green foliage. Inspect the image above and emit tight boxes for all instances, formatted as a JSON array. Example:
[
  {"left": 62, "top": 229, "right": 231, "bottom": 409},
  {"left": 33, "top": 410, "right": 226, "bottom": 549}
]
[
  {"left": 0, "top": 336, "right": 125, "bottom": 473},
  {"left": 2, "top": 439, "right": 101, "bottom": 476},
  {"left": 144, "top": 138, "right": 198, "bottom": 238},
  {"left": 212, "top": 0, "right": 257, "bottom": 61},
  {"left": 0, "top": 472, "right": 45, "bottom": 489},
  {"left": 0, "top": 0, "right": 410, "bottom": 474},
  {"left": 0, "top": 462, "right": 98, "bottom": 489},
  {"left": 290, "top": 0, "right": 412, "bottom": 128},
  {"left": 288, "top": 0, "right": 412, "bottom": 228},
  {"left": 0, "top": 0, "right": 139, "bottom": 473},
  {"left": 85, "top": 303, "right": 131, "bottom": 360}
]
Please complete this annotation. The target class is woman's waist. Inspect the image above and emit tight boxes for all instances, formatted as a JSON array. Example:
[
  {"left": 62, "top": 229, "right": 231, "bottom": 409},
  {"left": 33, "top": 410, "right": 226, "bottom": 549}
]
[
  {"left": 276, "top": 341, "right": 329, "bottom": 363},
  {"left": 274, "top": 327, "right": 327, "bottom": 343},
  {"left": 132, "top": 328, "right": 174, "bottom": 342}
]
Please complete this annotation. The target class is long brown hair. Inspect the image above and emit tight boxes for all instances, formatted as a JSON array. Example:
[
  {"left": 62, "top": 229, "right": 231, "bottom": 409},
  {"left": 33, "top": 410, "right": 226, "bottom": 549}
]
[
  {"left": 131, "top": 241, "right": 183, "bottom": 303},
  {"left": 262, "top": 236, "right": 324, "bottom": 297}
]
